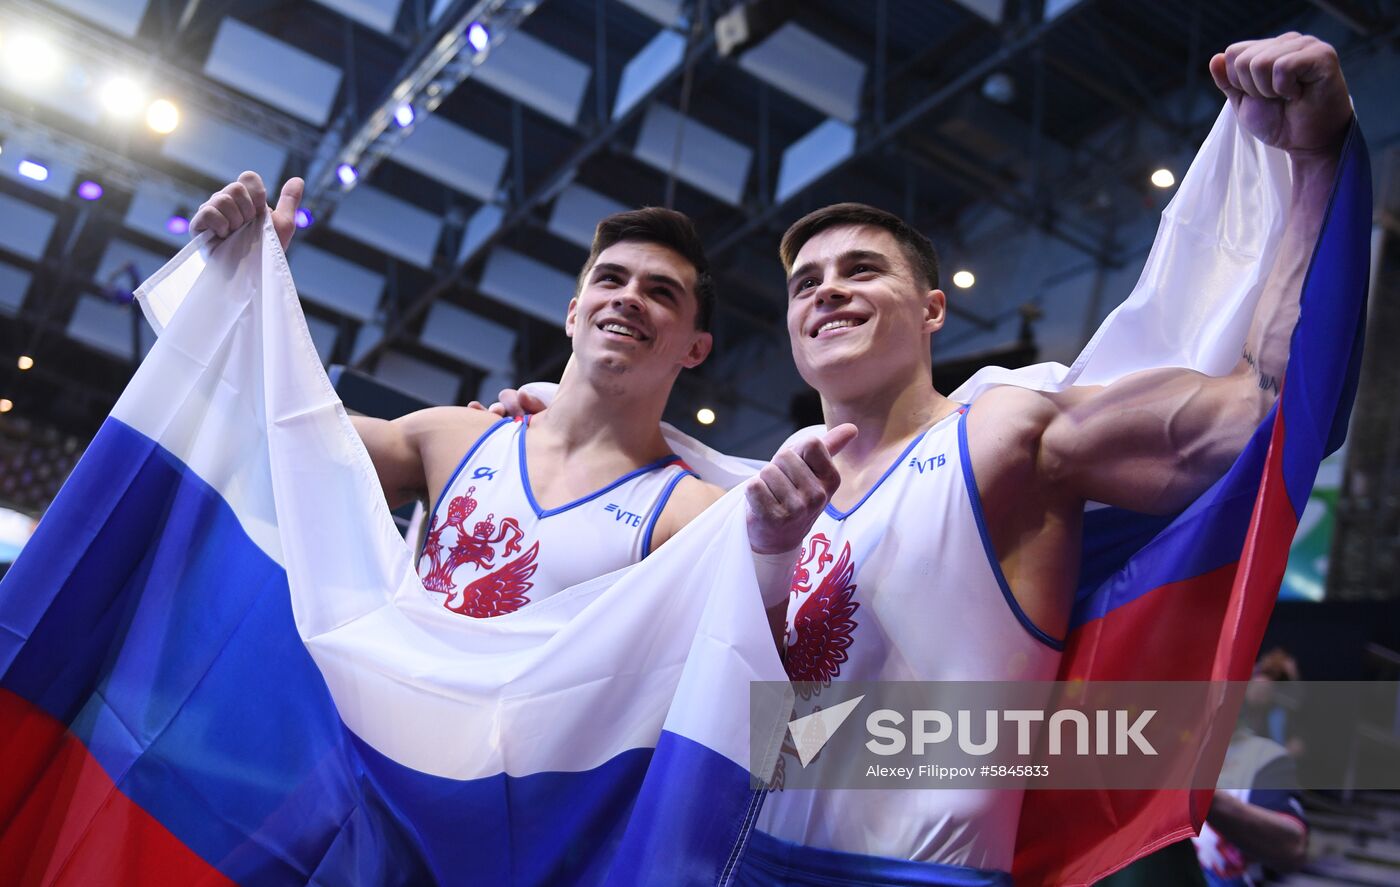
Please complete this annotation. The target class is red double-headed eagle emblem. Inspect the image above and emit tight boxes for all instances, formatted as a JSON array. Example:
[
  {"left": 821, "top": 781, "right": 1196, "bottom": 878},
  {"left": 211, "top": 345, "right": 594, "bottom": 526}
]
[
  {"left": 418, "top": 485, "right": 539, "bottom": 618},
  {"left": 784, "top": 533, "right": 860, "bottom": 697}
]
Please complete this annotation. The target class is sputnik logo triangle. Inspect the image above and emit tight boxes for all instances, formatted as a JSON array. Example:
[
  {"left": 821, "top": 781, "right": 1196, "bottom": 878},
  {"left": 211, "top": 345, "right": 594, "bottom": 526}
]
[{"left": 788, "top": 694, "right": 865, "bottom": 768}]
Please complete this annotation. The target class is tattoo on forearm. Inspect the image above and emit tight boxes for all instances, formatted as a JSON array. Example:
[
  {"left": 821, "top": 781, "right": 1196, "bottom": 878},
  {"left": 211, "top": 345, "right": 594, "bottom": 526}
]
[{"left": 1242, "top": 347, "right": 1280, "bottom": 397}]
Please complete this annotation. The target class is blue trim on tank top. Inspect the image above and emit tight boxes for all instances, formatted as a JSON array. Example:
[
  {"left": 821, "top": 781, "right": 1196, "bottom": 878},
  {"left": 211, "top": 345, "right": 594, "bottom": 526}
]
[
  {"left": 519, "top": 414, "right": 682, "bottom": 519},
  {"left": 642, "top": 468, "right": 699, "bottom": 556},
  {"left": 739, "top": 829, "right": 1013, "bottom": 886},
  {"left": 418, "top": 415, "right": 514, "bottom": 561},
  {"left": 957, "top": 405, "right": 1065, "bottom": 651},
  {"left": 823, "top": 407, "right": 964, "bottom": 521}
]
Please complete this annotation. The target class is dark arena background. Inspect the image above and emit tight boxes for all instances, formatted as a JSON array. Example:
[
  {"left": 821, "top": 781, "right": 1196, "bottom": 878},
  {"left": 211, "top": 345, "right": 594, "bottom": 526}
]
[{"left": 1, "top": 1, "right": 1398, "bottom": 884}]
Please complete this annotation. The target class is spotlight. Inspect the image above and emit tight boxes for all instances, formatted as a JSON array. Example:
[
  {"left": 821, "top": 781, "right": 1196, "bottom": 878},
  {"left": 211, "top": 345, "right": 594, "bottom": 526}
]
[
  {"left": 76, "top": 180, "right": 103, "bottom": 200},
  {"left": 467, "top": 21, "right": 490, "bottom": 53},
  {"left": 99, "top": 76, "right": 145, "bottom": 118},
  {"left": 952, "top": 270, "right": 975, "bottom": 289},
  {"left": 0, "top": 399, "right": 11, "bottom": 414},
  {"left": 17, "top": 355, "right": 33, "bottom": 371},
  {"left": 146, "top": 99, "right": 180, "bottom": 134},
  {"left": 17, "top": 160, "right": 49, "bottom": 182},
  {"left": 3, "top": 33, "right": 61, "bottom": 84},
  {"left": 1150, "top": 168, "right": 1176, "bottom": 189},
  {"left": 393, "top": 104, "right": 415, "bottom": 127},
  {"left": 696, "top": 407, "right": 716, "bottom": 425},
  {"left": 166, "top": 214, "right": 189, "bottom": 235},
  {"left": 981, "top": 72, "right": 1016, "bottom": 105},
  {"left": 295, "top": 208, "right": 313, "bottom": 229},
  {"left": 335, "top": 163, "right": 358, "bottom": 187}
]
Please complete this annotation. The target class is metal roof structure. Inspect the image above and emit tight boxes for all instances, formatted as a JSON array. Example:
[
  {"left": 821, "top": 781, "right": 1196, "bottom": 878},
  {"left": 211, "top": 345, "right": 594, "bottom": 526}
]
[{"left": 0, "top": 0, "right": 1397, "bottom": 477}]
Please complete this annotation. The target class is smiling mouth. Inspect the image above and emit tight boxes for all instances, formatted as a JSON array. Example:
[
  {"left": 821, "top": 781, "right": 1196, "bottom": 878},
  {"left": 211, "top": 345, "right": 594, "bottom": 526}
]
[
  {"left": 812, "top": 318, "right": 868, "bottom": 338},
  {"left": 598, "top": 321, "right": 648, "bottom": 341}
]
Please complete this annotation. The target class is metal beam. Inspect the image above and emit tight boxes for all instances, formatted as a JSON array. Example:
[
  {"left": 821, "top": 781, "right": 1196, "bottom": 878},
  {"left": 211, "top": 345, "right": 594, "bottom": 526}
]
[
  {"left": 707, "top": 1, "right": 1095, "bottom": 258},
  {"left": 350, "top": 30, "right": 718, "bottom": 371},
  {"left": 6, "top": 0, "right": 321, "bottom": 158},
  {"left": 302, "top": 0, "right": 544, "bottom": 214}
]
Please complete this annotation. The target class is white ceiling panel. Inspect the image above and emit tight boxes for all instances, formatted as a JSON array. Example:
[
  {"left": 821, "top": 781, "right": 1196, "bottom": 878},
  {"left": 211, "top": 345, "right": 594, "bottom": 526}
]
[
  {"left": 96, "top": 240, "right": 171, "bottom": 288},
  {"left": 329, "top": 186, "right": 443, "bottom": 269},
  {"left": 0, "top": 262, "right": 32, "bottom": 316},
  {"left": 0, "top": 195, "right": 57, "bottom": 261},
  {"left": 616, "top": 0, "right": 684, "bottom": 27},
  {"left": 204, "top": 20, "right": 342, "bottom": 126},
  {"left": 0, "top": 140, "right": 78, "bottom": 200},
  {"left": 161, "top": 114, "right": 288, "bottom": 191},
  {"left": 776, "top": 119, "right": 856, "bottom": 203},
  {"left": 289, "top": 244, "right": 384, "bottom": 322},
  {"left": 394, "top": 116, "right": 509, "bottom": 201},
  {"left": 478, "top": 247, "right": 574, "bottom": 327},
  {"left": 459, "top": 203, "right": 504, "bottom": 264},
  {"left": 420, "top": 302, "right": 516, "bottom": 372},
  {"left": 548, "top": 185, "right": 627, "bottom": 249},
  {"left": 305, "top": 314, "right": 340, "bottom": 364},
  {"left": 125, "top": 184, "right": 197, "bottom": 249},
  {"left": 613, "top": 29, "right": 685, "bottom": 119},
  {"left": 633, "top": 103, "right": 752, "bottom": 206},
  {"left": 66, "top": 295, "right": 152, "bottom": 360},
  {"left": 738, "top": 23, "right": 866, "bottom": 124},
  {"left": 315, "top": 0, "right": 403, "bottom": 33},
  {"left": 49, "top": 0, "right": 149, "bottom": 38},
  {"left": 476, "top": 31, "right": 591, "bottom": 126},
  {"left": 375, "top": 351, "right": 460, "bottom": 405}
]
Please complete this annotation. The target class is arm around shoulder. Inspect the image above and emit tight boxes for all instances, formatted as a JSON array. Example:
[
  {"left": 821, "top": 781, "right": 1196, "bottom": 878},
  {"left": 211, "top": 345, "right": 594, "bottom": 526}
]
[{"left": 647, "top": 475, "right": 725, "bottom": 554}]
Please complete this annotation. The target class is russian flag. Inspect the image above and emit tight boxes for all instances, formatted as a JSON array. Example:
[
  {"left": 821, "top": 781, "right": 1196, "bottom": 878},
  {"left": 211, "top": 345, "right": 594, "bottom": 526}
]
[
  {"left": 0, "top": 217, "right": 789, "bottom": 885},
  {"left": 1010, "top": 122, "right": 1371, "bottom": 884}
]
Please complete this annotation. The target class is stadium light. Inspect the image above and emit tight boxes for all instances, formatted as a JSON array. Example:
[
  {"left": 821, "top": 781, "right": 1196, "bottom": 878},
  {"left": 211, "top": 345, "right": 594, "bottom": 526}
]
[
  {"left": 165, "top": 214, "right": 189, "bottom": 235},
  {"left": 467, "top": 22, "right": 490, "bottom": 53},
  {"left": 146, "top": 99, "right": 180, "bottom": 134},
  {"left": 696, "top": 407, "right": 716, "bottom": 425},
  {"left": 17, "top": 160, "right": 49, "bottom": 182},
  {"left": 295, "top": 208, "right": 313, "bottom": 229},
  {"left": 952, "top": 270, "right": 975, "bottom": 289},
  {"left": 335, "top": 163, "right": 358, "bottom": 187},
  {"left": 0, "top": 398, "right": 12, "bottom": 414},
  {"left": 76, "top": 180, "right": 103, "bottom": 200},
  {"left": 99, "top": 76, "right": 146, "bottom": 118},
  {"left": 3, "top": 33, "right": 61, "bottom": 84},
  {"left": 1151, "top": 168, "right": 1176, "bottom": 189},
  {"left": 394, "top": 104, "right": 415, "bottom": 127},
  {"left": 17, "top": 355, "right": 33, "bottom": 371}
]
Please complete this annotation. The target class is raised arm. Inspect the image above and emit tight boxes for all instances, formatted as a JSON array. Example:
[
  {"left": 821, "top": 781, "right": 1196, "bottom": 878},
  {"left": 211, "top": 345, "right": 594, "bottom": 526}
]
[
  {"left": 350, "top": 407, "right": 501, "bottom": 510},
  {"left": 1037, "top": 33, "right": 1351, "bottom": 515}
]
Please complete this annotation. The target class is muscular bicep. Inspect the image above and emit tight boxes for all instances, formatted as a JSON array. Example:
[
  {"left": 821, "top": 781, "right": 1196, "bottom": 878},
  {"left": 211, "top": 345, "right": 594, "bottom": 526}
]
[
  {"left": 350, "top": 415, "right": 427, "bottom": 509},
  {"left": 1040, "top": 364, "right": 1270, "bottom": 514},
  {"left": 647, "top": 476, "right": 725, "bottom": 554}
]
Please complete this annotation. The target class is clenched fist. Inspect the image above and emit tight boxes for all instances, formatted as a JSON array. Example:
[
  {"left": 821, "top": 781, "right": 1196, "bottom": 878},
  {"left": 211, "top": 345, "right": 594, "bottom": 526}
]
[
  {"left": 191, "top": 171, "right": 304, "bottom": 252},
  {"left": 1210, "top": 33, "right": 1351, "bottom": 159}
]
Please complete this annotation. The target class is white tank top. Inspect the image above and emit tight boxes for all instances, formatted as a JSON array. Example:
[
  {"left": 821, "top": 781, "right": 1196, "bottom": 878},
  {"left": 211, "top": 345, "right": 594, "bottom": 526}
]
[
  {"left": 416, "top": 416, "right": 695, "bottom": 618},
  {"left": 757, "top": 405, "right": 1064, "bottom": 872}
]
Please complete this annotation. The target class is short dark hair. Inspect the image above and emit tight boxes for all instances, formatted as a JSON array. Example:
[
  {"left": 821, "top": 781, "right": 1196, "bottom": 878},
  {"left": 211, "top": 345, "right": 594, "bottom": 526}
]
[
  {"left": 779, "top": 202, "right": 940, "bottom": 291},
  {"left": 577, "top": 207, "right": 716, "bottom": 332}
]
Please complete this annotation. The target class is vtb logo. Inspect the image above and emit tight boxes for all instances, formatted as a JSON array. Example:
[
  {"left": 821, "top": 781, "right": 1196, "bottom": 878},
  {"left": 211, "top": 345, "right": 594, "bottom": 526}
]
[
  {"left": 907, "top": 454, "right": 947, "bottom": 474},
  {"left": 604, "top": 503, "right": 643, "bottom": 527}
]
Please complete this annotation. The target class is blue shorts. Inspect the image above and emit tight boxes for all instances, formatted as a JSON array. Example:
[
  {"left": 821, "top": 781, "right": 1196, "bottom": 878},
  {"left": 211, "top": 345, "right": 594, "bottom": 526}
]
[{"left": 733, "top": 830, "right": 1014, "bottom": 887}]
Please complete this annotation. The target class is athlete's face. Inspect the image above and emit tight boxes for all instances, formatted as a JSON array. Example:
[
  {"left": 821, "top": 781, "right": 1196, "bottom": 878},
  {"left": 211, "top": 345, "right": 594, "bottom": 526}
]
[
  {"left": 785, "top": 225, "right": 946, "bottom": 394},
  {"left": 566, "top": 240, "right": 712, "bottom": 381}
]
